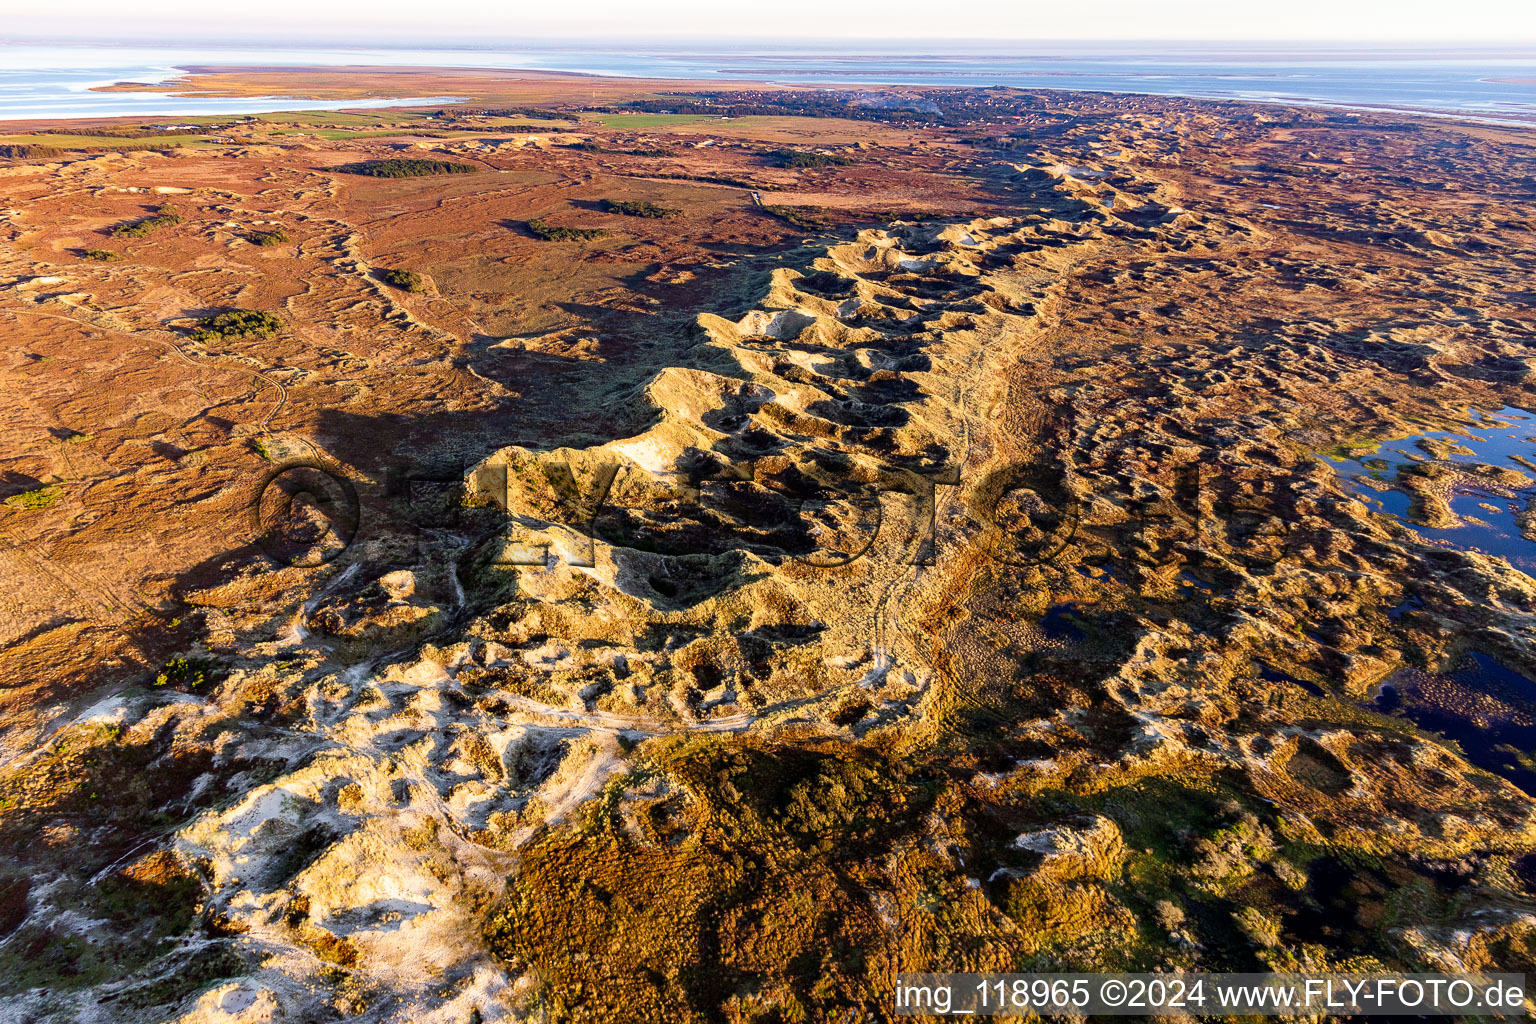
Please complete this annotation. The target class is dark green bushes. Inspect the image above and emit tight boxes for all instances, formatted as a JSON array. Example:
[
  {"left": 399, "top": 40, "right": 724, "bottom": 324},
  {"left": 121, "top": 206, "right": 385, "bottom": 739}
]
[
  {"left": 188, "top": 310, "right": 283, "bottom": 343},
  {"left": 111, "top": 205, "right": 182, "bottom": 238},
  {"left": 378, "top": 268, "right": 426, "bottom": 293},
  {"left": 599, "top": 199, "right": 680, "bottom": 219},
  {"left": 248, "top": 228, "right": 288, "bottom": 246},
  {"left": 331, "top": 158, "right": 478, "bottom": 178},
  {"left": 768, "top": 149, "right": 854, "bottom": 168},
  {"left": 525, "top": 219, "right": 604, "bottom": 242}
]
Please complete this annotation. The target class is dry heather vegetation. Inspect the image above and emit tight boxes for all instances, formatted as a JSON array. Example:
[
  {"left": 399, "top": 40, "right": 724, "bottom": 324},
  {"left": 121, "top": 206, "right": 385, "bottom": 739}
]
[{"left": 1, "top": 70, "right": 1536, "bottom": 1022}]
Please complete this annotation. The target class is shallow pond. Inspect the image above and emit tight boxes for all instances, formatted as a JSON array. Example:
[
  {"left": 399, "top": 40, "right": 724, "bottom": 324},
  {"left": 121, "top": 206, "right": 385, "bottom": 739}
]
[{"left": 1323, "top": 406, "right": 1536, "bottom": 572}]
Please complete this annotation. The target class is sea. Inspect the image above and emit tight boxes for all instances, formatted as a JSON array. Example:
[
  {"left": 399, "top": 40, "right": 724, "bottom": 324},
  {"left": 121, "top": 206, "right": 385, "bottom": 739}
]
[{"left": 1, "top": 42, "right": 1535, "bottom": 123}]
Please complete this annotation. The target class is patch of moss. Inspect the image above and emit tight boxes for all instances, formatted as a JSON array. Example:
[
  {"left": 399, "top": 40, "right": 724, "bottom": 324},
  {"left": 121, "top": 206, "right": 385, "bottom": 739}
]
[{"left": 4, "top": 485, "right": 61, "bottom": 510}]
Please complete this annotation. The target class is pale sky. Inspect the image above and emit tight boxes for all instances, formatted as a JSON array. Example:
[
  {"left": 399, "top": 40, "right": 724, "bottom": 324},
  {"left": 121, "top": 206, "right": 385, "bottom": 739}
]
[{"left": 6, "top": 0, "right": 1534, "bottom": 43}]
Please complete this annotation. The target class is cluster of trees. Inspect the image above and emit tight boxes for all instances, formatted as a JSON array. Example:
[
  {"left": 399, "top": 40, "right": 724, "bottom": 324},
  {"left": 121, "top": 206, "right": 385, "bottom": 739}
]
[
  {"left": 525, "top": 219, "right": 604, "bottom": 242},
  {"left": 599, "top": 199, "right": 680, "bottom": 219},
  {"left": 248, "top": 228, "right": 288, "bottom": 247},
  {"left": 768, "top": 149, "right": 855, "bottom": 169},
  {"left": 111, "top": 205, "right": 182, "bottom": 238},
  {"left": 189, "top": 310, "right": 283, "bottom": 343},
  {"left": 0, "top": 144, "right": 64, "bottom": 160},
  {"left": 331, "top": 159, "right": 478, "bottom": 178},
  {"left": 436, "top": 106, "right": 580, "bottom": 122}
]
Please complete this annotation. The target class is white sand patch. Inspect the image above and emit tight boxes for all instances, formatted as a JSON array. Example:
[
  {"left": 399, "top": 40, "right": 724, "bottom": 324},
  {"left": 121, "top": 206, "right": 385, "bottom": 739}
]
[{"left": 610, "top": 433, "right": 679, "bottom": 475}]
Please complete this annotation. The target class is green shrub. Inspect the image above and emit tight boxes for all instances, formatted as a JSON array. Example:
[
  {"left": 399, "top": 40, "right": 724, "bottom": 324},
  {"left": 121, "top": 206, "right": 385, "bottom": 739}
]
[
  {"left": 111, "top": 205, "right": 181, "bottom": 238},
  {"left": 378, "top": 268, "right": 426, "bottom": 293},
  {"left": 331, "top": 158, "right": 478, "bottom": 178},
  {"left": 599, "top": 198, "right": 680, "bottom": 218},
  {"left": 80, "top": 249, "right": 120, "bottom": 261},
  {"left": 565, "top": 141, "right": 607, "bottom": 153},
  {"left": 626, "top": 148, "right": 676, "bottom": 157},
  {"left": 525, "top": 218, "right": 604, "bottom": 242},
  {"left": 4, "top": 485, "right": 61, "bottom": 511},
  {"left": 768, "top": 149, "right": 854, "bottom": 168},
  {"left": 189, "top": 310, "right": 283, "bottom": 343},
  {"left": 248, "top": 228, "right": 288, "bottom": 246},
  {"left": 153, "top": 656, "right": 219, "bottom": 694}
]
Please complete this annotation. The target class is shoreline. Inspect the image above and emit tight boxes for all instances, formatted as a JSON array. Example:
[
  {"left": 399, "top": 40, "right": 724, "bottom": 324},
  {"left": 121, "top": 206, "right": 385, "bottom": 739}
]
[{"left": 0, "top": 60, "right": 1531, "bottom": 130}]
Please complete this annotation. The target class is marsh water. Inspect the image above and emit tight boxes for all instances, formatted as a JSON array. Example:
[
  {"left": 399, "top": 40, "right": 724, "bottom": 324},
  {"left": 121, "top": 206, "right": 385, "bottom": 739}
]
[
  {"left": 1320, "top": 407, "right": 1536, "bottom": 793},
  {"left": 1324, "top": 406, "right": 1536, "bottom": 573}
]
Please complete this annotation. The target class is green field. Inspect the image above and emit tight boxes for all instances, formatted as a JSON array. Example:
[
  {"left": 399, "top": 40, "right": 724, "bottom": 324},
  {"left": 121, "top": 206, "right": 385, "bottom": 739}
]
[
  {"left": 592, "top": 113, "right": 719, "bottom": 129},
  {"left": 244, "top": 110, "right": 431, "bottom": 127},
  {"left": 0, "top": 134, "right": 208, "bottom": 149}
]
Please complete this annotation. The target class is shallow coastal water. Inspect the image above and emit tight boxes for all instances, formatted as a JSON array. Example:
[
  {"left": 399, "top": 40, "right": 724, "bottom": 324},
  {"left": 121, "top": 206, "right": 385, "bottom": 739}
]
[{"left": 2, "top": 43, "right": 1535, "bottom": 121}]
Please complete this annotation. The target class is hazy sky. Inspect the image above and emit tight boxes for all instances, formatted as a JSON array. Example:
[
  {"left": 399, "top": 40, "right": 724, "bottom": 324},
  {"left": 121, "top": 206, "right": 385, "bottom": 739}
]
[{"left": 6, "top": 0, "right": 1534, "bottom": 43}]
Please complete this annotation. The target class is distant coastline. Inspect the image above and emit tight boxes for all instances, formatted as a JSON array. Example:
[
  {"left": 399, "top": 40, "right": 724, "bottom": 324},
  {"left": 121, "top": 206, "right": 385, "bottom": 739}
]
[{"left": 2, "top": 43, "right": 1535, "bottom": 123}]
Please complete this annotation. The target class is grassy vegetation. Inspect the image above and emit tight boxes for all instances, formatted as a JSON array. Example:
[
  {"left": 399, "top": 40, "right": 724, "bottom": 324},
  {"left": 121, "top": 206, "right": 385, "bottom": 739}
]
[
  {"left": 565, "top": 140, "right": 609, "bottom": 153},
  {"left": 111, "top": 205, "right": 182, "bottom": 238},
  {"left": 762, "top": 204, "right": 831, "bottom": 231},
  {"left": 0, "top": 722, "right": 230, "bottom": 995},
  {"left": 377, "top": 268, "right": 426, "bottom": 293},
  {"left": 621, "top": 171, "right": 771, "bottom": 191},
  {"left": 525, "top": 218, "right": 605, "bottom": 242},
  {"left": 79, "top": 248, "right": 121, "bottom": 261},
  {"left": 626, "top": 147, "right": 677, "bottom": 157},
  {"left": 441, "top": 106, "right": 581, "bottom": 122},
  {"left": 248, "top": 110, "right": 426, "bottom": 127},
  {"left": 331, "top": 158, "right": 479, "bottom": 178},
  {"left": 0, "top": 134, "right": 197, "bottom": 151},
  {"left": 248, "top": 228, "right": 289, "bottom": 247},
  {"left": 767, "top": 149, "right": 856, "bottom": 168},
  {"left": 4, "top": 485, "right": 62, "bottom": 511},
  {"left": 189, "top": 310, "right": 283, "bottom": 343},
  {"left": 592, "top": 113, "right": 716, "bottom": 129},
  {"left": 486, "top": 736, "right": 937, "bottom": 1020},
  {"left": 36, "top": 125, "right": 203, "bottom": 140},
  {"left": 599, "top": 198, "right": 680, "bottom": 219}
]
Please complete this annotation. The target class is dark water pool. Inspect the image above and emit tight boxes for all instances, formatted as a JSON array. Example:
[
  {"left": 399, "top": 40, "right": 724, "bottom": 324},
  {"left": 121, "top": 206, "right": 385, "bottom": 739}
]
[{"left": 1324, "top": 406, "right": 1536, "bottom": 572}]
